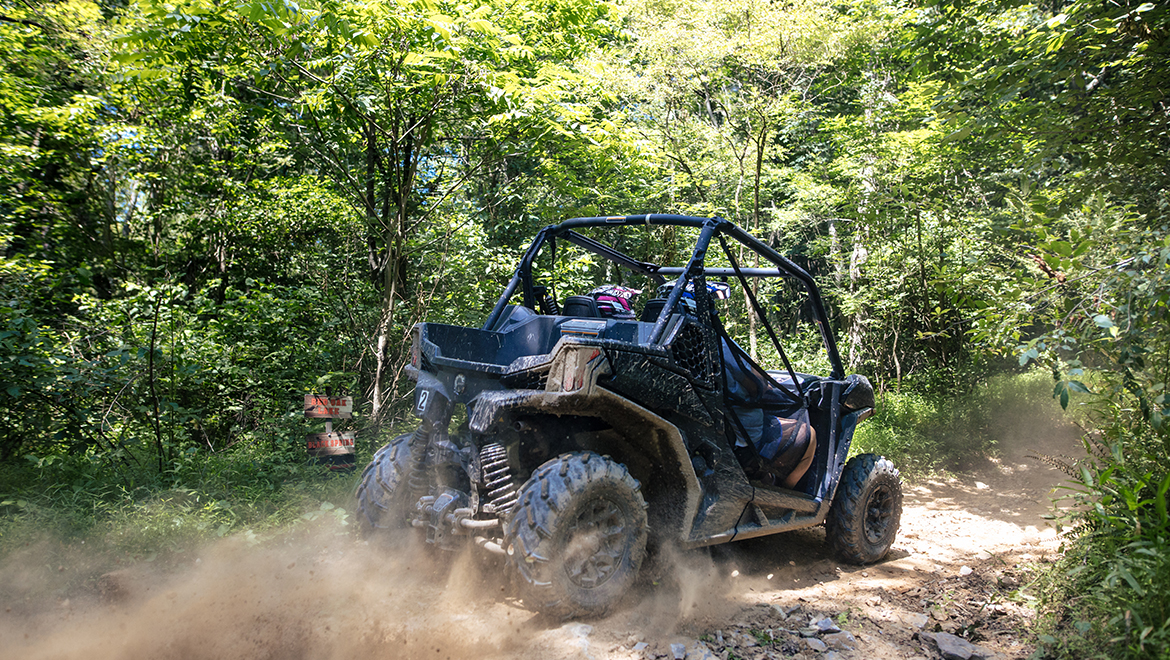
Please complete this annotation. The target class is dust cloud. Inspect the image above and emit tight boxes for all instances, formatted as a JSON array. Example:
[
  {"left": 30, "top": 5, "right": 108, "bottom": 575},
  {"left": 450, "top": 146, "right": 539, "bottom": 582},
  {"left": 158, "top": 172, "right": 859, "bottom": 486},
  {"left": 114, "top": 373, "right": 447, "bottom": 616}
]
[{"left": 0, "top": 522, "right": 741, "bottom": 660}]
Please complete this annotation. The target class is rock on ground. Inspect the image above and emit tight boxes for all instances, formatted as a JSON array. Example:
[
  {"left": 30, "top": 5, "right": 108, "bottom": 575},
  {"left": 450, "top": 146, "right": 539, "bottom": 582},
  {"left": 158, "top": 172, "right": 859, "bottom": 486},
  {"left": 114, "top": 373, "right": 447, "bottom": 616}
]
[{"left": 920, "top": 631, "right": 1005, "bottom": 660}]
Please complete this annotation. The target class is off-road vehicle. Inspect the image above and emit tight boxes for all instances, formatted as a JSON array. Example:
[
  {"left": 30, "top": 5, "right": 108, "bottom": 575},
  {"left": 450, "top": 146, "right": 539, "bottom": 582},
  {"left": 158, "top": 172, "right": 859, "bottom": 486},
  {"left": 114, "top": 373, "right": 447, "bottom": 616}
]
[{"left": 356, "top": 214, "right": 901, "bottom": 618}]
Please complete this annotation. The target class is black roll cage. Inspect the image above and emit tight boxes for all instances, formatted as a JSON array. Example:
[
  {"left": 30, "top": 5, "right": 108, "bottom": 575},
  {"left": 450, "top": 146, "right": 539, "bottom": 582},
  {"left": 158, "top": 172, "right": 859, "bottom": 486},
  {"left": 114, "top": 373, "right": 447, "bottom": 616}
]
[{"left": 482, "top": 214, "right": 845, "bottom": 380}]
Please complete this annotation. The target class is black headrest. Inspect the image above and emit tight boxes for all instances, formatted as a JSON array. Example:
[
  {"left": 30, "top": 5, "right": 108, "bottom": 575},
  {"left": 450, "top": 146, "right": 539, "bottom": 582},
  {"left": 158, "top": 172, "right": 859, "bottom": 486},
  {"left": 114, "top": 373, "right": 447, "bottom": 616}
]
[
  {"left": 641, "top": 298, "right": 668, "bottom": 322},
  {"left": 562, "top": 295, "right": 599, "bottom": 317}
]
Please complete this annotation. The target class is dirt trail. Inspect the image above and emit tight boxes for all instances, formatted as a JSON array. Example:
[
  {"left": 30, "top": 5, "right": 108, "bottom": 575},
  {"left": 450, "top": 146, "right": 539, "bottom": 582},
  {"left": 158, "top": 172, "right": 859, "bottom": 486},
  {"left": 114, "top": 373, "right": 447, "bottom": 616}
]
[{"left": 0, "top": 424, "right": 1081, "bottom": 660}]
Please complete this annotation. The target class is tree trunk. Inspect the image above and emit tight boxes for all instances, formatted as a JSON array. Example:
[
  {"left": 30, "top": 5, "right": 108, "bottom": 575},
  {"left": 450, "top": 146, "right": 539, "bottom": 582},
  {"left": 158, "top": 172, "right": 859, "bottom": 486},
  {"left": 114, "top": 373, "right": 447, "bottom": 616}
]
[
  {"left": 847, "top": 236, "right": 869, "bottom": 371},
  {"left": 371, "top": 269, "right": 398, "bottom": 421},
  {"left": 747, "top": 121, "right": 768, "bottom": 359},
  {"left": 369, "top": 114, "right": 427, "bottom": 421}
]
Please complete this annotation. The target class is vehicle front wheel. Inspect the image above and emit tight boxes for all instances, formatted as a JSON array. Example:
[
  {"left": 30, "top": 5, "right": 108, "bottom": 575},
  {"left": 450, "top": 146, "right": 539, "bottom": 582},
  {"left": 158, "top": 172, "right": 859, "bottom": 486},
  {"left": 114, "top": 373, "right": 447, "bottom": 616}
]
[
  {"left": 355, "top": 433, "right": 414, "bottom": 535},
  {"left": 506, "top": 452, "right": 648, "bottom": 619},
  {"left": 826, "top": 454, "right": 903, "bottom": 564}
]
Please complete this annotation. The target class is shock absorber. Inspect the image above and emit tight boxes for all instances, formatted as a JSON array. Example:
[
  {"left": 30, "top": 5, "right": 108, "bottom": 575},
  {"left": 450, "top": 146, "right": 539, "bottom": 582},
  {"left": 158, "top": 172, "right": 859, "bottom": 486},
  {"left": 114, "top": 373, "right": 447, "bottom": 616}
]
[
  {"left": 479, "top": 443, "right": 518, "bottom": 517},
  {"left": 544, "top": 293, "right": 560, "bottom": 315},
  {"left": 407, "top": 424, "right": 431, "bottom": 501}
]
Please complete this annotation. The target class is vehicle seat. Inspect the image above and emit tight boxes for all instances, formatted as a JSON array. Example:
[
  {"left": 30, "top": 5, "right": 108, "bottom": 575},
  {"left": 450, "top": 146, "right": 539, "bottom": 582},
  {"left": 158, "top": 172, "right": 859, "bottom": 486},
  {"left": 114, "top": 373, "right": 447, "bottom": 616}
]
[
  {"left": 640, "top": 298, "right": 668, "bottom": 322},
  {"left": 562, "top": 295, "right": 600, "bottom": 317},
  {"left": 731, "top": 407, "right": 817, "bottom": 489},
  {"left": 721, "top": 336, "right": 816, "bottom": 489}
]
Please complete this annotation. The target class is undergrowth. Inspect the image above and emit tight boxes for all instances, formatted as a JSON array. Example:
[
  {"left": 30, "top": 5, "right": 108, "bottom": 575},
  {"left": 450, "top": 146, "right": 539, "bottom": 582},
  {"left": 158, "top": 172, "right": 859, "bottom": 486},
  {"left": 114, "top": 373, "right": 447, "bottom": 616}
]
[
  {"left": 1031, "top": 420, "right": 1170, "bottom": 660},
  {"left": 850, "top": 369, "right": 1070, "bottom": 474},
  {"left": 0, "top": 442, "right": 364, "bottom": 567}
]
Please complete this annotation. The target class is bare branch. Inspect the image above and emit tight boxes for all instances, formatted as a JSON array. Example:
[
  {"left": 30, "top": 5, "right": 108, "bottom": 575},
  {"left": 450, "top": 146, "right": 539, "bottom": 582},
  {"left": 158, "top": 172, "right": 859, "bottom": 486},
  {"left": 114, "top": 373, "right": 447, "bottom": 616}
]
[{"left": 0, "top": 14, "right": 46, "bottom": 29}]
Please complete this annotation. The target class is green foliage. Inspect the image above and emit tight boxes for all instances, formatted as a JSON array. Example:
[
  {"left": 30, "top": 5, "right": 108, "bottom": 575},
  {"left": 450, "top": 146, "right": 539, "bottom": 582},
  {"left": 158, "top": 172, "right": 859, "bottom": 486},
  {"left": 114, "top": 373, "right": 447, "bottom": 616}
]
[
  {"left": 0, "top": 443, "right": 358, "bottom": 561},
  {"left": 114, "top": 0, "right": 622, "bottom": 418},
  {"left": 1000, "top": 216, "right": 1170, "bottom": 658},
  {"left": 851, "top": 369, "right": 1066, "bottom": 473},
  {"left": 1, "top": 173, "right": 372, "bottom": 462},
  {"left": 1035, "top": 422, "right": 1170, "bottom": 659},
  {"left": 0, "top": 0, "right": 1166, "bottom": 653},
  {"left": 902, "top": 0, "right": 1170, "bottom": 646},
  {"left": 0, "top": 251, "right": 115, "bottom": 461},
  {"left": 0, "top": 1, "right": 114, "bottom": 266},
  {"left": 914, "top": 0, "right": 1170, "bottom": 209}
]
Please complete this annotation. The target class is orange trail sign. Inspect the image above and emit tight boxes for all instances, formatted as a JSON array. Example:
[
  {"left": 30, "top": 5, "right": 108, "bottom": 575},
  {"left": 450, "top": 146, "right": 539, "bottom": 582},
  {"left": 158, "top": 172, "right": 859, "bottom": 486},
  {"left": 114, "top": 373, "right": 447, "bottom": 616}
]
[{"left": 304, "top": 395, "right": 353, "bottom": 419}]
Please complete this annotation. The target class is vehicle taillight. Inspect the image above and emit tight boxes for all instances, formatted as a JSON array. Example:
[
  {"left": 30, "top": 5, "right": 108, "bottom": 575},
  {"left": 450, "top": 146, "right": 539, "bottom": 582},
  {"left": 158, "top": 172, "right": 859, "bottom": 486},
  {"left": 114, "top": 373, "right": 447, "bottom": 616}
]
[{"left": 410, "top": 328, "right": 421, "bottom": 369}]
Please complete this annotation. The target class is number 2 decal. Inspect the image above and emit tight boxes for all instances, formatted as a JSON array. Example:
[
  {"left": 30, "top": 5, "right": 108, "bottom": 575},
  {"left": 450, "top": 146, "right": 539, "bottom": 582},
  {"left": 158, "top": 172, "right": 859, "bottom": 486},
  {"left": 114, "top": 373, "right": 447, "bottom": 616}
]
[{"left": 417, "top": 389, "right": 430, "bottom": 412}]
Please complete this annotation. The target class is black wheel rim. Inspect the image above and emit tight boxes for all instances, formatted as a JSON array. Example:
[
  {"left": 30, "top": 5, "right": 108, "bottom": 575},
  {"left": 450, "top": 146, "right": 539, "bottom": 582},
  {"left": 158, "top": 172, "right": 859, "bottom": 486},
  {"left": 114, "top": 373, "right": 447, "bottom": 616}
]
[
  {"left": 563, "top": 497, "right": 628, "bottom": 588},
  {"left": 863, "top": 483, "right": 895, "bottom": 546}
]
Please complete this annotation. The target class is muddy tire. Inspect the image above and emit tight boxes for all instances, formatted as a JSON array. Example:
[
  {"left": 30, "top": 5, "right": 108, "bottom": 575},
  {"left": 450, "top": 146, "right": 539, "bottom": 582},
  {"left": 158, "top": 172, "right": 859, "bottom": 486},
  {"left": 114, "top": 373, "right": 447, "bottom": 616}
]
[
  {"left": 506, "top": 452, "right": 648, "bottom": 619},
  {"left": 826, "top": 454, "right": 902, "bottom": 564},
  {"left": 355, "top": 433, "right": 414, "bottom": 534}
]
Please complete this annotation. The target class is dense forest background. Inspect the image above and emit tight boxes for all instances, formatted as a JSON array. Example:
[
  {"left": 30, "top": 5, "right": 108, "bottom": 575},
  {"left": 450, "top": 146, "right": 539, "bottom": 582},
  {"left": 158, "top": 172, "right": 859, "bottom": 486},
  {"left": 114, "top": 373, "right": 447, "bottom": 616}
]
[{"left": 1, "top": 0, "right": 1167, "bottom": 656}]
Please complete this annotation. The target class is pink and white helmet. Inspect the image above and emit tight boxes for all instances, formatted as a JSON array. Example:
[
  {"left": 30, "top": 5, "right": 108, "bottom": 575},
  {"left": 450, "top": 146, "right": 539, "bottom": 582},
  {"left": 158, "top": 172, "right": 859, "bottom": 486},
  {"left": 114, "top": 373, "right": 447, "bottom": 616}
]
[{"left": 589, "top": 285, "right": 641, "bottom": 320}]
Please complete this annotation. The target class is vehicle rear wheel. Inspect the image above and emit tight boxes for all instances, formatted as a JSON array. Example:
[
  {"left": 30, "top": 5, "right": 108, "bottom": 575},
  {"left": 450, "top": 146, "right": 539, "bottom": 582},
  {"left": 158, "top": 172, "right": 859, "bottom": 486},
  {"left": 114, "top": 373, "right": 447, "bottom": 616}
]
[
  {"left": 826, "top": 454, "right": 902, "bottom": 564},
  {"left": 355, "top": 433, "right": 414, "bottom": 535},
  {"left": 506, "top": 452, "right": 648, "bottom": 619}
]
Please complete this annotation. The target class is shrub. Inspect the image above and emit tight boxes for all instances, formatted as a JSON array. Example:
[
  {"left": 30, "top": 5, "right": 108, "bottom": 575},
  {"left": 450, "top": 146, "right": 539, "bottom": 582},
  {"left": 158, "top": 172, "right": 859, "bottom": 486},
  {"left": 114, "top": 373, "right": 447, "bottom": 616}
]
[{"left": 851, "top": 369, "right": 1067, "bottom": 473}]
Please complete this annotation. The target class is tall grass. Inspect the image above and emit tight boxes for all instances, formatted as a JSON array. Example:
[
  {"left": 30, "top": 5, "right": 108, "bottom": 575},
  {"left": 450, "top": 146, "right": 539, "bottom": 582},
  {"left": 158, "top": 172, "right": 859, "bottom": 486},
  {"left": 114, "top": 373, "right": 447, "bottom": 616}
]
[
  {"left": 0, "top": 444, "right": 360, "bottom": 568},
  {"left": 850, "top": 369, "right": 1070, "bottom": 474},
  {"left": 1033, "top": 419, "right": 1170, "bottom": 659}
]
